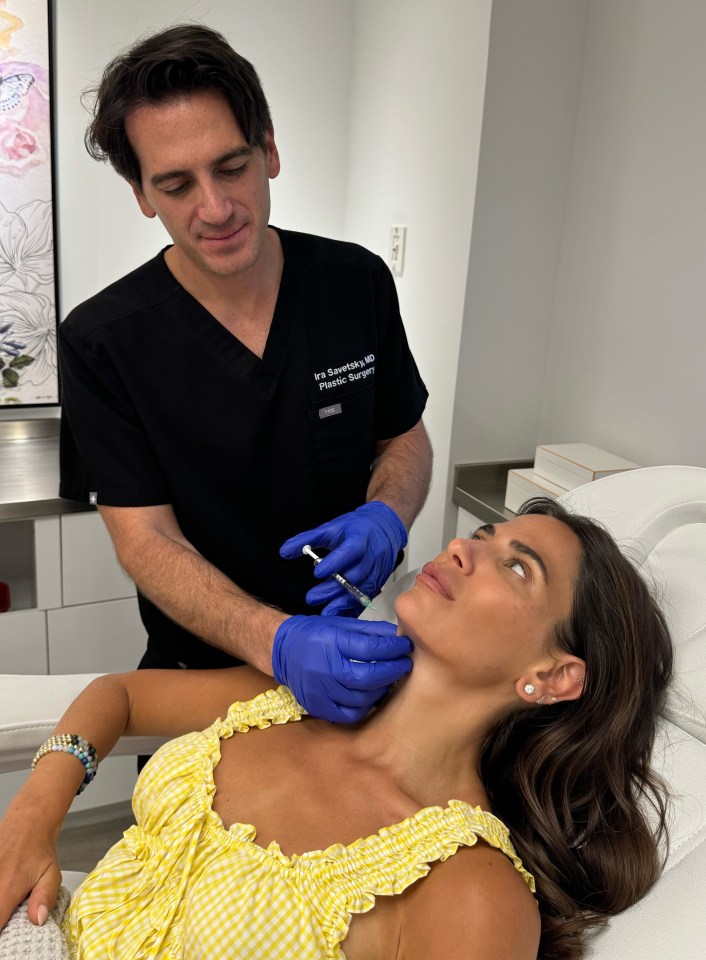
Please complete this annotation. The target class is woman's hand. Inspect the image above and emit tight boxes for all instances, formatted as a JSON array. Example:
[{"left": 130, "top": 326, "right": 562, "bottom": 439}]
[{"left": 0, "top": 811, "right": 61, "bottom": 930}]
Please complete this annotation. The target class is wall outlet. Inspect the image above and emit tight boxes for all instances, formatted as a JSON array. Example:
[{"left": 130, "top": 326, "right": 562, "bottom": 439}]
[{"left": 389, "top": 225, "right": 406, "bottom": 276}]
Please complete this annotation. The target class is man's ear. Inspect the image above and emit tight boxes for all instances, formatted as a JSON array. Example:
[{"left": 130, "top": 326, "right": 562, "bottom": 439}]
[
  {"left": 516, "top": 656, "right": 586, "bottom": 704},
  {"left": 265, "top": 130, "right": 281, "bottom": 180},
  {"left": 130, "top": 181, "right": 157, "bottom": 219}
]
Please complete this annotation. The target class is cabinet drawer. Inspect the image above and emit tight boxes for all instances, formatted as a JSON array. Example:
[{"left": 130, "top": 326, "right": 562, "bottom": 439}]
[
  {"left": 61, "top": 512, "right": 136, "bottom": 606},
  {"left": 456, "top": 505, "right": 484, "bottom": 539},
  {"left": 0, "top": 609, "right": 48, "bottom": 673},
  {"left": 48, "top": 597, "right": 147, "bottom": 674}
]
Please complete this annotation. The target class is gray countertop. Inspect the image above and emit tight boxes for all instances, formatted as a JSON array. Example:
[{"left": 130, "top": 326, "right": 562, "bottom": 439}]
[{"left": 0, "top": 419, "right": 89, "bottom": 522}]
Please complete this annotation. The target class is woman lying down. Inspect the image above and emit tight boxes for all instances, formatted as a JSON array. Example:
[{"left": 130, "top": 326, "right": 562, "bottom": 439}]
[{"left": 0, "top": 499, "right": 672, "bottom": 960}]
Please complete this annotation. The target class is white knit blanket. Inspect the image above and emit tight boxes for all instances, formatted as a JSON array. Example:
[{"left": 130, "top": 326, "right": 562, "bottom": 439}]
[{"left": 0, "top": 888, "right": 70, "bottom": 960}]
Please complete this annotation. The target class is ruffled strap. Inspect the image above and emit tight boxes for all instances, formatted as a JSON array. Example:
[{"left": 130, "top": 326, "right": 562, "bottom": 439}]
[
  {"left": 297, "top": 800, "right": 535, "bottom": 954},
  {"left": 212, "top": 685, "right": 306, "bottom": 739}
]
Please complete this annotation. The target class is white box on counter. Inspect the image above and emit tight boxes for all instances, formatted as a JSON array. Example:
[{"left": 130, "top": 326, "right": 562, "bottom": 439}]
[
  {"left": 533, "top": 443, "right": 639, "bottom": 491},
  {"left": 504, "top": 468, "right": 568, "bottom": 514}
]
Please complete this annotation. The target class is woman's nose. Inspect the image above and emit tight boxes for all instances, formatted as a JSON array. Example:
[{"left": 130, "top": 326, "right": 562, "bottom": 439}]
[{"left": 446, "top": 537, "right": 477, "bottom": 571}]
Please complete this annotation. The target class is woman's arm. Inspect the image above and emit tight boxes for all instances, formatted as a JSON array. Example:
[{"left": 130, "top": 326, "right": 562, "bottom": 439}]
[{"left": 0, "top": 664, "right": 273, "bottom": 930}]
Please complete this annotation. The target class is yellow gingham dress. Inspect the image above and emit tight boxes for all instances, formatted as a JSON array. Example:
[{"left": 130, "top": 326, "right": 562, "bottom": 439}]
[{"left": 63, "top": 686, "right": 534, "bottom": 959}]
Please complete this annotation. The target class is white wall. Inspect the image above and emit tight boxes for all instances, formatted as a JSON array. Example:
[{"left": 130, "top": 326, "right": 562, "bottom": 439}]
[
  {"left": 539, "top": 0, "right": 706, "bottom": 468},
  {"left": 344, "top": 0, "right": 493, "bottom": 568},
  {"left": 53, "top": 0, "right": 353, "bottom": 315},
  {"left": 449, "top": 0, "right": 706, "bottom": 523},
  {"left": 446, "top": 0, "right": 590, "bottom": 539}
]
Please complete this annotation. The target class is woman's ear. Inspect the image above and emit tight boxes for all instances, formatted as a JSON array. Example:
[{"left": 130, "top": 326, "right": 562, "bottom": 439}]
[
  {"left": 516, "top": 657, "right": 586, "bottom": 704},
  {"left": 538, "top": 657, "right": 586, "bottom": 703}
]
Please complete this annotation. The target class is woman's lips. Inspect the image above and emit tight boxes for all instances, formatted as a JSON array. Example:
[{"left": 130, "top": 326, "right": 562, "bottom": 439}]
[{"left": 416, "top": 563, "right": 453, "bottom": 600}]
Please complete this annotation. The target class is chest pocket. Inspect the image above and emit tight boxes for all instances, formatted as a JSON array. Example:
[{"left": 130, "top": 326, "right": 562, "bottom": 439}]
[{"left": 308, "top": 385, "right": 376, "bottom": 512}]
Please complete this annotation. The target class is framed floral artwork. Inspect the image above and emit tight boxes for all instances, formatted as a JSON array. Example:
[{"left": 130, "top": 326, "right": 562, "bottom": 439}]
[{"left": 0, "top": 0, "right": 58, "bottom": 406}]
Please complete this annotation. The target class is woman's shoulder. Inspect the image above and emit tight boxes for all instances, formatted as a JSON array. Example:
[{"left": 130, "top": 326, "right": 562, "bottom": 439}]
[{"left": 398, "top": 842, "right": 540, "bottom": 960}]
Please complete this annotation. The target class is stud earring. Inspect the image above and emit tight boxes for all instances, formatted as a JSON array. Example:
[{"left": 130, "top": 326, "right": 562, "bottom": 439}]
[
  {"left": 536, "top": 695, "right": 558, "bottom": 706},
  {"left": 523, "top": 683, "right": 535, "bottom": 696},
  {"left": 577, "top": 676, "right": 585, "bottom": 686}
]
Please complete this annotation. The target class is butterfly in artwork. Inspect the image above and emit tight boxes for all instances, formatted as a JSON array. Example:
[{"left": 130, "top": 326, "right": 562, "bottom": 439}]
[{"left": 0, "top": 71, "right": 34, "bottom": 111}]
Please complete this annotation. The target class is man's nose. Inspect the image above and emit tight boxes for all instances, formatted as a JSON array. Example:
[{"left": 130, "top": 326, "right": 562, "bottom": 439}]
[{"left": 197, "top": 181, "right": 234, "bottom": 223}]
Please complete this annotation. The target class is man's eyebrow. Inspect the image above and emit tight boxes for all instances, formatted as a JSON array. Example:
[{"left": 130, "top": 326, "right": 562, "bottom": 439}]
[
  {"left": 150, "top": 147, "right": 252, "bottom": 187},
  {"left": 510, "top": 539, "right": 549, "bottom": 585}
]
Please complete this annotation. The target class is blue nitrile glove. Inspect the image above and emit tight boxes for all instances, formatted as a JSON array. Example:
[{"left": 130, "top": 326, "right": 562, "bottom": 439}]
[
  {"left": 280, "top": 501, "right": 408, "bottom": 616},
  {"left": 272, "top": 615, "right": 413, "bottom": 722}
]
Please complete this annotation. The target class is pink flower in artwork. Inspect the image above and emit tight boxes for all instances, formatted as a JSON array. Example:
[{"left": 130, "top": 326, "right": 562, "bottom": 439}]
[
  {"left": 0, "top": 119, "right": 38, "bottom": 164},
  {"left": 0, "top": 60, "right": 49, "bottom": 176}
]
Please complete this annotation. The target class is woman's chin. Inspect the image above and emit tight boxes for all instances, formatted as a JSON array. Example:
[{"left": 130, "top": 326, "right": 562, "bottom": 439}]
[{"left": 393, "top": 606, "right": 418, "bottom": 647}]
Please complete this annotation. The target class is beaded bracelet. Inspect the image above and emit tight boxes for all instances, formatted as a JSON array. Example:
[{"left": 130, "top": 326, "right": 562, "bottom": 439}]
[{"left": 31, "top": 734, "right": 98, "bottom": 795}]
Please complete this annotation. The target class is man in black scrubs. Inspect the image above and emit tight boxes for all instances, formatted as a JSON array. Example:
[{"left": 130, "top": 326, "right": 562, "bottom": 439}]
[{"left": 59, "top": 24, "right": 432, "bottom": 723}]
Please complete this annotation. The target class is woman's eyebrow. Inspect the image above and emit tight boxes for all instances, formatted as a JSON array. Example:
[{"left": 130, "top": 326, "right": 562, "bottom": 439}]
[
  {"left": 510, "top": 539, "right": 549, "bottom": 585},
  {"left": 474, "top": 523, "right": 549, "bottom": 584},
  {"left": 475, "top": 523, "right": 495, "bottom": 537}
]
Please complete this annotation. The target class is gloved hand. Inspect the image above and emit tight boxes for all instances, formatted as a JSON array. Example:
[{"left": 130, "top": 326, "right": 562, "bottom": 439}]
[
  {"left": 280, "top": 501, "right": 408, "bottom": 616},
  {"left": 272, "top": 615, "right": 413, "bottom": 722}
]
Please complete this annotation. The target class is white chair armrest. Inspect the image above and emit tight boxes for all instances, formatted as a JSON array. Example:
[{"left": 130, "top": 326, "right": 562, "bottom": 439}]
[{"left": 0, "top": 674, "right": 166, "bottom": 774}]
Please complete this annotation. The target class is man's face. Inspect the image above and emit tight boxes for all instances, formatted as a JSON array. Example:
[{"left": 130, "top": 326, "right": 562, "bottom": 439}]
[{"left": 125, "top": 88, "right": 280, "bottom": 282}]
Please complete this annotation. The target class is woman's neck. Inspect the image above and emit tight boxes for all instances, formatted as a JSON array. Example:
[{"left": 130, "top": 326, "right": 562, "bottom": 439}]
[{"left": 339, "top": 662, "right": 506, "bottom": 811}]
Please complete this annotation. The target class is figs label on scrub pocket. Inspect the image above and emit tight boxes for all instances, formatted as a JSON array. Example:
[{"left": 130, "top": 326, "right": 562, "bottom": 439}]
[{"left": 319, "top": 403, "right": 342, "bottom": 419}]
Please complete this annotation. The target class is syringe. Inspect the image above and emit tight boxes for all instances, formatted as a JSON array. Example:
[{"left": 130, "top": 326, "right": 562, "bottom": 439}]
[{"left": 302, "top": 545, "right": 377, "bottom": 611}]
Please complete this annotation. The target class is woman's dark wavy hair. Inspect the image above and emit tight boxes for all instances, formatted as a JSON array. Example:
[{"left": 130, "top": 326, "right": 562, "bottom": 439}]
[
  {"left": 83, "top": 23, "right": 273, "bottom": 186},
  {"left": 480, "top": 497, "right": 673, "bottom": 960}
]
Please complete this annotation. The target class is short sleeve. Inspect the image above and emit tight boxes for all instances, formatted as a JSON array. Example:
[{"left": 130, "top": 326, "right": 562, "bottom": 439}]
[
  {"left": 59, "top": 318, "right": 172, "bottom": 507},
  {"left": 371, "top": 259, "right": 428, "bottom": 441}
]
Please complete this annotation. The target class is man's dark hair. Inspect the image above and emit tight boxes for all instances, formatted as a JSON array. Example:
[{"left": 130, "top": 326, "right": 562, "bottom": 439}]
[{"left": 83, "top": 23, "right": 273, "bottom": 185}]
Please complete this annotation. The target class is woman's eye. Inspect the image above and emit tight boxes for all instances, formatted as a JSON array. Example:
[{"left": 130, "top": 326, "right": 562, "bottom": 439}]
[{"left": 509, "top": 559, "right": 526, "bottom": 579}]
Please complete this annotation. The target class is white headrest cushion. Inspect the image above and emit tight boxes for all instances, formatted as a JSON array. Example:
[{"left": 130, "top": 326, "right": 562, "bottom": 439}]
[{"left": 560, "top": 466, "right": 706, "bottom": 742}]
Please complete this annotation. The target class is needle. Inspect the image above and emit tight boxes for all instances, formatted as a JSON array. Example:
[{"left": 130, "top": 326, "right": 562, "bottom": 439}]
[{"left": 302, "top": 545, "right": 377, "bottom": 611}]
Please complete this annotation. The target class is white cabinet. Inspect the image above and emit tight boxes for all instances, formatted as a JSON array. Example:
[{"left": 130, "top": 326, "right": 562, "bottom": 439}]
[
  {"left": 0, "top": 609, "right": 48, "bottom": 673},
  {"left": 61, "top": 512, "right": 136, "bottom": 606},
  {"left": 0, "top": 519, "right": 42, "bottom": 611},
  {"left": 456, "top": 505, "right": 485, "bottom": 539},
  {"left": 0, "top": 511, "right": 144, "bottom": 674},
  {"left": 48, "top": 597, "right": 147, "bottom": 674},
  {"left": 0, "top": 509, "right": 147, "bottom": 813}
]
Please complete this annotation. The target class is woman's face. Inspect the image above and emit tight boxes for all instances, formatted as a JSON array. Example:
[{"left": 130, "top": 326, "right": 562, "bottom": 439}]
[{"left": 395, "top": 514, "right": 582, "bottom": 689}]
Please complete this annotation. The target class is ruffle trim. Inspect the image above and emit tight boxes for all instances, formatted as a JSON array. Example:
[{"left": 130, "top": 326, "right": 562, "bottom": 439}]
[
  {"left": 205, "top": 798, "right": 535, "bottom": 953},
  {"left": 131, "top": 686, "right": 305, "bottom": 830},
  {"left": 214, "top": 685, "right": 307, "bottom": 738}
]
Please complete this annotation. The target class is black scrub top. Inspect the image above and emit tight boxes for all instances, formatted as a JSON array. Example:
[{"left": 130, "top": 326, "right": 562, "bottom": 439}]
[{"left": 59, "top": 228, "right": 428, "bottom": 666}]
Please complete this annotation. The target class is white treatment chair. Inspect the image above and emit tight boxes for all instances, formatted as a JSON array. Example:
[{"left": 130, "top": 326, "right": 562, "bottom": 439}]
[
  {"left": 369, "top": 464, "right": 706, "bottom": 960},
  {"left": 0, "top": 465, "right": 704, "bottom": 957}
]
